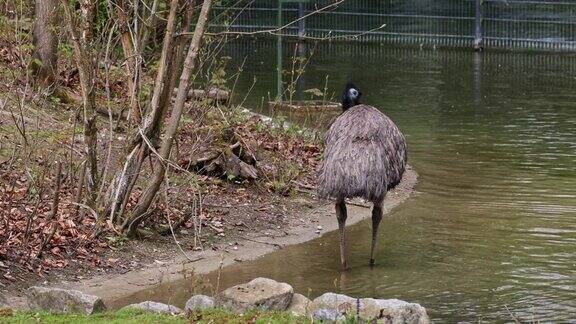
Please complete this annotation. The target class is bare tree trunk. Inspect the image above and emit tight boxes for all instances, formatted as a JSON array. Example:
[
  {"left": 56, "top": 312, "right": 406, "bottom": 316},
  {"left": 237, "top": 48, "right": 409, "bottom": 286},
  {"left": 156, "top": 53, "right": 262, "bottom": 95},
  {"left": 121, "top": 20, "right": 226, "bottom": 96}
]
[
  {"left": 31, "top": 0, "right": 58, "bottom": 91},
  {"left": 105, "top": 0, "right": 182, "bottom": 224},
  {"left": 124, "top": 0, "right": 213, "bottom": 236},
  {"left": 79, "top": 0, "right": 97, "bottom": 42},
  {"left": 61, "top": 0, "right": 99, "bottom": 198},
  {"left": 138, "top": 0, "right": 159, "bottom": 59},
  {"left": 115, "top": 0, "right": 142, "bottom": 124},
  {"left": 152, "top": 0, "right": 197, "bottom": 140}
]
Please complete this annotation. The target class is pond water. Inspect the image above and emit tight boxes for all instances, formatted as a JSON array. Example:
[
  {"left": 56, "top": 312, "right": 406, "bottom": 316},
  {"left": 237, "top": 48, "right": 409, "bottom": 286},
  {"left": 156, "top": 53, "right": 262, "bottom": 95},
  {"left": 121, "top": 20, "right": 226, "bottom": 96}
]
[{"left": 160, "top": 42, "right": 576, "bottom": 321}]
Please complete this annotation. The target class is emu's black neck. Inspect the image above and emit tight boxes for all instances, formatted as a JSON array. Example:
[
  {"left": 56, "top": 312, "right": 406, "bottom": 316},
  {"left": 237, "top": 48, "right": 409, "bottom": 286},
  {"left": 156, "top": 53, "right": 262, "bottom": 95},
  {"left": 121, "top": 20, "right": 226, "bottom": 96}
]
[{"left": 342, "top": 99, "right": 358, "bottom": 112}]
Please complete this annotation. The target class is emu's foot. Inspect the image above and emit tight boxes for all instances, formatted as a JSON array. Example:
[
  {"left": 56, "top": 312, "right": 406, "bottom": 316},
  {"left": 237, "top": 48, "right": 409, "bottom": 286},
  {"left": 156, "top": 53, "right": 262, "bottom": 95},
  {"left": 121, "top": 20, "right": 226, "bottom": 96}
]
[{"left": 369, "top": 258, "right": 375, "bottom": 267}]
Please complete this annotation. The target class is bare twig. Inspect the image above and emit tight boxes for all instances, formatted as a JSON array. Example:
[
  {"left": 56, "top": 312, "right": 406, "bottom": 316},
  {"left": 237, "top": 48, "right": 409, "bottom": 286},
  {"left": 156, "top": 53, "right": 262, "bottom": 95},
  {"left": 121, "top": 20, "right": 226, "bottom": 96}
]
[
  {"left": 187, "top": 0, "right": 345, "bottom": 38},
  {"left": 230, "top": 235, "right": 282, "bottom": 248},
  {"left": 504, "top": 305, "right": 522, "bottom": 324},
  {"left": 291, "top": 179, "right": 316, "bottom": 190},
  {"left": 96, "top": 23, "right": 119, "bottom": 208},
  {"left": 71, "top": 201, "right": 101, "bottom": 221},
  {"left": 164, "top": 211, "right": 205, "bottom": 263},
  {"left": 73, "top": 161, "right": 87, "bottom": 219},
  {"left": 37, "top": 161, "right": 62, "bottom": 257}
]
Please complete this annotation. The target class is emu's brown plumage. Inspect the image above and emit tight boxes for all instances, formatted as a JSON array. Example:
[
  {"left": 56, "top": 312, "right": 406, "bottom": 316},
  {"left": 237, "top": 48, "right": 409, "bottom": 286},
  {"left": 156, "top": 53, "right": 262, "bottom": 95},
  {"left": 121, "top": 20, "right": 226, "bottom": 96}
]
[
  {"left": 318, "top": 104, "right": 407, "bottom": 201},
  {"left": 318, "top": 85, "right": 407, "bottom": 270}
]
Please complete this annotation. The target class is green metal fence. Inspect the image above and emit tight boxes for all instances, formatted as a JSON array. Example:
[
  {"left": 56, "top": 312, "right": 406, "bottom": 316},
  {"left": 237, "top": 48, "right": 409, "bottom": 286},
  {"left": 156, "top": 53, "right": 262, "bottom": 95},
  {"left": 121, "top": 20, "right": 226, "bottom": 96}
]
[{"left": 211, "top": 0, "right": 576, "bottom": 51}]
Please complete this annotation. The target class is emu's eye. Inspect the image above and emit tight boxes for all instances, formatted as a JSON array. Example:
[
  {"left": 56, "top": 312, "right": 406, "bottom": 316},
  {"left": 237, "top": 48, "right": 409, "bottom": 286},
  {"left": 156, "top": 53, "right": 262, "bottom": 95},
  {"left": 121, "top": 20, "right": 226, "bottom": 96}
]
[{"left": 349, "top": 89, "right": 358, "bottom": 97}]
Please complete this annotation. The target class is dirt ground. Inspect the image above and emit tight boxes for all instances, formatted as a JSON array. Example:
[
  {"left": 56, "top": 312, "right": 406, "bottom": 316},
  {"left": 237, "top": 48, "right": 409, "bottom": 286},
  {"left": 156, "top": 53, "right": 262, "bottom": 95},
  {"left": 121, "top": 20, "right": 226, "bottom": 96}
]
[
  {"left": 1, "top": 183, "right": 310, "bottom": 291},
  {"left": 0, "top": 111, "right": 320, "bottom": 293}
]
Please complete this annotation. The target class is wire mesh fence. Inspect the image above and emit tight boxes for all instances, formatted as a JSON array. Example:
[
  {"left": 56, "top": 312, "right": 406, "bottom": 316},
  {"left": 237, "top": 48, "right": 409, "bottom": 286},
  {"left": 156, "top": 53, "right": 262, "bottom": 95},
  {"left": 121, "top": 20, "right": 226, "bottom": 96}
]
[{"left": 211, "top": 0, "right": 576, "bottom": 52}]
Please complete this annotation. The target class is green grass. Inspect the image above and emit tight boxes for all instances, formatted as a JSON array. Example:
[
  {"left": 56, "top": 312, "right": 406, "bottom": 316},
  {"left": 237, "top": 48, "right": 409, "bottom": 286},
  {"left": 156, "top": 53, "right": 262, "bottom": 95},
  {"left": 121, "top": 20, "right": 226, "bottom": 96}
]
[
  {"left": 1, "top": 309, "right": 180, "bottom": 324},
  {"left": 189, "top": 309, "right": 308, "bottom": 323},
  {"left": 0, "top": 308, "right": 313, "bottom": 324}
]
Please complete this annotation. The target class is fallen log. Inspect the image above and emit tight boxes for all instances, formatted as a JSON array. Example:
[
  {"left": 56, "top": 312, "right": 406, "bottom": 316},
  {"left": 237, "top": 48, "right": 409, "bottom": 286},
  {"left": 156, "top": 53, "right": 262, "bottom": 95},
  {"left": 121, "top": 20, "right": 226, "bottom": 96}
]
[
  {"left": 173, "top": 87, "right": 230, "bottom": 103},
  {"left": 268, "top": 100, "right": 340, "bottom": 111},
  {"left": 180, "top": 142, "right": 258, "bottom": 180}
]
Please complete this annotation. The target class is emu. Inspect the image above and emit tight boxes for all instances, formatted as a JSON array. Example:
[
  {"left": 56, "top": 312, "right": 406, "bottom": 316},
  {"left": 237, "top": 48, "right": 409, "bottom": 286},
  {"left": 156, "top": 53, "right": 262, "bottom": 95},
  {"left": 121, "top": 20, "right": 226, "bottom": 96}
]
[{"left": 318, "top": 83, "right": 407, "bottom": 270}]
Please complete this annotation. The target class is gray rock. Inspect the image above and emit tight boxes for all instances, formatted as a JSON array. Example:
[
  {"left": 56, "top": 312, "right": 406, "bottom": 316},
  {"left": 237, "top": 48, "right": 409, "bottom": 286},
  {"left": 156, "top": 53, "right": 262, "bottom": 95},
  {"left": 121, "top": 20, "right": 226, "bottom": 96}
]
[
  {"left": 26, "top": 286, "right": 106, "bottom": 315},
  {"left": 309, "top": 293, "right": 357, "bottom": 317},
  {"left": 287, "top": 293, "right": 312, "bottom": 316},
  {"left": 360, "top": 298, "right": 429, "bottom": 323},
  {"left": 313, "top": 308, "right": 346, "bottom": 321},
  {"left": 309, "top": 292, "right": 429, "bottom": 323},
  {"left": 185, "top": 295, "right": 215, "bottom": 313},
  {"left": 217, "top": 277, "right": 294, "bottom": 312},
  {"left": 123, "top": 301, "right": 182, "bottom": 315}
]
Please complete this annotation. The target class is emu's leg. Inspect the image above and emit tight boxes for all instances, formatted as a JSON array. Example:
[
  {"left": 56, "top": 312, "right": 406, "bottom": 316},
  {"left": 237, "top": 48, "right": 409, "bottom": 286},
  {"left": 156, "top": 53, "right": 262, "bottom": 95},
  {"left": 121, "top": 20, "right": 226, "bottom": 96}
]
[
  {"left": 335, "top": 198, "right": 348, "bottom": 270},
  {"left": 370, "top": 200, "right": 384, "bottom": 266}
]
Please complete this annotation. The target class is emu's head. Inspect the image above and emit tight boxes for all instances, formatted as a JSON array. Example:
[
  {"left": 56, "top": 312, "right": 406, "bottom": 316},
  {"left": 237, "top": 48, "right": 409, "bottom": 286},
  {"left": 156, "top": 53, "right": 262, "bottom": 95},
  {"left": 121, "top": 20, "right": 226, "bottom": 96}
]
[{"left": 342, "top": 83, "right": 362, "bottom": 111}]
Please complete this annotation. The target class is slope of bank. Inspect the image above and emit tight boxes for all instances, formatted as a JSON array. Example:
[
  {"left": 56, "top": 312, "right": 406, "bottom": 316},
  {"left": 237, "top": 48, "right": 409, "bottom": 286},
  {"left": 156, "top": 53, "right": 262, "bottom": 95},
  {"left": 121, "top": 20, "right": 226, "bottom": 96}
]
[{"left": 54, "top": 167, "right": 417, "bottom": 309}]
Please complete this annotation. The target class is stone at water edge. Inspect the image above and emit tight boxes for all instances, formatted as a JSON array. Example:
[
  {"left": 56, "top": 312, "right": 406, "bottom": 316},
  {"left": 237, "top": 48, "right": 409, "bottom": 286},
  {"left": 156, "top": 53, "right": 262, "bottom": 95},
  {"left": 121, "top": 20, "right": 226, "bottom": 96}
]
[
  {"left": 313, "top": 308, "right": 347, "bottom": 321},
  {"left": 360, "top": 298, "right": 429, "bottom": 324},
  {"left": 217, "top": 277, "right": 294, "bottom": 312},
  {"left": 308, "top": 293, "right": 357, "bottom": 317},
  {"left": 122, "top": 301, "right": 182, "bottom": 315},
  {"left": 26, "top": 286, "right": 106, "bottom": 315},
  {"left": 309, "top": 292, "right": 430, "bottom": 324},
  {"left": 185, "top": 295, "right": 215, "bottom": 313},
  {"left": 286, "top": 293, "right": 312, "bottom": 316}
]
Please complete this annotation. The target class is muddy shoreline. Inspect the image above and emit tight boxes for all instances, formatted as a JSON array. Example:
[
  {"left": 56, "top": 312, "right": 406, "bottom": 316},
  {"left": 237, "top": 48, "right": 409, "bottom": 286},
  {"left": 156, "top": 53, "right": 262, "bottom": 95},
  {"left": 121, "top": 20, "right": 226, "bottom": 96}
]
[{"left": 26, "top": 167, "right": 418, "bottom": 309}]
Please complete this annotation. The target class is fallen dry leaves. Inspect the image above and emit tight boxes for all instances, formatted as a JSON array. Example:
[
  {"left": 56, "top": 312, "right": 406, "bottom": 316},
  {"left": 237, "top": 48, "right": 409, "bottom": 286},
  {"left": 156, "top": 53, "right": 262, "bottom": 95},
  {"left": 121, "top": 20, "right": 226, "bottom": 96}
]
[
  {"left": 0, "top": 110, "right": 323, "bottom": 286},
  {"left": 0, "top": 167, "right": 107, "bottom": 283}
]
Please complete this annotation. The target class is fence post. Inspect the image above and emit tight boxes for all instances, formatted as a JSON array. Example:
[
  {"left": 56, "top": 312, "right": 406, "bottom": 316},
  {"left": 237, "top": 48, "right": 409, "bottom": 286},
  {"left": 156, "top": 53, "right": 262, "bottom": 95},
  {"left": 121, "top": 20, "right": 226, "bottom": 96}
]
[
  {"left": 298, "top": 2, "right": 306, "bottom": 39},
  {"left": 474, "top": 0, "right": 483, "bottom": 50},
  {"left": 277, "top": 0, "right": 283, "bottom": 100}
]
